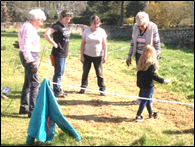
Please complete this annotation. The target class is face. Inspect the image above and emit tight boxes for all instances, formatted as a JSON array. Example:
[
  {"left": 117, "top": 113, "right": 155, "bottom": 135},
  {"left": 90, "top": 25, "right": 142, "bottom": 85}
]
[
  {"left": 34, "top": 19, "right": 44, "bottom": 29},
  {"left": 137, "top": 22, "right": 147, "bottom": 31},
  {"left": 61, "top": 16, "right": 72, "bottom": 25},
  {"left": 91, "top": 21, "right": 100, "bottom": 29}
]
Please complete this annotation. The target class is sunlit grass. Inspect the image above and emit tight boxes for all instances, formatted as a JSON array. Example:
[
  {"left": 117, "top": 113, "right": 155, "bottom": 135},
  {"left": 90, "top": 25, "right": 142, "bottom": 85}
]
[{"left": 1, "top": 29, "right": 194, "bottom": 146}]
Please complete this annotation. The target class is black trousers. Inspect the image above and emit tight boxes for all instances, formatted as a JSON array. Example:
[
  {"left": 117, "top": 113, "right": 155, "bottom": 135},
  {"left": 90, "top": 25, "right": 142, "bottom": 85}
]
[
  {"left": 19, "top": 51, "right": 39, "bottom": 115},
  {"left": 81, "top": 54, "right": 106, "bottom": 91}
]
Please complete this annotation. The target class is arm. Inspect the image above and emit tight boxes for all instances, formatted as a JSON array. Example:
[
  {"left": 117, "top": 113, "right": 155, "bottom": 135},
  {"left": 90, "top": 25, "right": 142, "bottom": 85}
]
[
  {"left": 148, "top": 65, "right": 164, "bottom": 84},
  {"left": 126, "top": 24, "right": 135, "bottom": 66},
  {"left": 102, "top": 36, "right": 107, "bottom": 63},
  {"left": 43, "top": 28, "right": 58, "bottom": 48},
  {"left": 80, "top": 36, "right": 86, "bottom": 63},
  {"left": 153, "top": 24, "right": 161, "bottom": 56},
  {"left": 20, "top": 27, "right": 35, "bottom": 63},
  {"left": 149, "top": 65, "right": 171, "bottom": 84}
]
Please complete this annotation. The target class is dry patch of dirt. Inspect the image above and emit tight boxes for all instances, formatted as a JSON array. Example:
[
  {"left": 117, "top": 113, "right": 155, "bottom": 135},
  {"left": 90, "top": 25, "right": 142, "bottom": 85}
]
[{"left": 54, "top": 59, "right": 194, "bottom": 133}]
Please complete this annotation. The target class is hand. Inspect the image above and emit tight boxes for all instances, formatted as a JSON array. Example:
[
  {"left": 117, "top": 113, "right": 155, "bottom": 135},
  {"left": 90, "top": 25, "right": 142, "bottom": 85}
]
[
  {"left": 13, "top": 41, "right": 19, "bottom": 48},
  {"left": 80, "top": 56, "right": 85, "bottom": 63},
  {"left": 126, "top": 56, "right": 131, "bottom": 66},
  {"left": 54, "top": 43, "right": 58, "bottom": 48},
  {"left": 102, "top": 57, "right": 107, "bottom": 63},
  {"left": 31, "top": 62, "right": 38, "bottom": 73},
  {"left": 163, "top": 79, "right": 171, "bottom": 84}
]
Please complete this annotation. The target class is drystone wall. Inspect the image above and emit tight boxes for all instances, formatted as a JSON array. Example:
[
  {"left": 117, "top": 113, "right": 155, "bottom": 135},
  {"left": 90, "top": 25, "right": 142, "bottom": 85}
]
[{"left": 1, "top": 22, "right": 194, "bottom": 47}]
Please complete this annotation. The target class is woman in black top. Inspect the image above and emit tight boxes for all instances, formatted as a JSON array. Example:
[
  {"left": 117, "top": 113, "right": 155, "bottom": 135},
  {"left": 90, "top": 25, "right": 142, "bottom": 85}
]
[
  {"left": 44, "top": 10, "right": 73, "bottom": 97},
  {"left": 135, "top": 45, "right": 171, "bottom": 122}
]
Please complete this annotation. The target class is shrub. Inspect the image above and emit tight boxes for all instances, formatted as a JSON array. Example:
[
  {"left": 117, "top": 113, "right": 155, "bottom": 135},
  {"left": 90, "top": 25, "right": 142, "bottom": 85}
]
[
  {"left": 72, "top": 16, "right": 90, "bottom": 25},
  {"left": 124, "top": 17, "right": 134, "bottom": 25}
]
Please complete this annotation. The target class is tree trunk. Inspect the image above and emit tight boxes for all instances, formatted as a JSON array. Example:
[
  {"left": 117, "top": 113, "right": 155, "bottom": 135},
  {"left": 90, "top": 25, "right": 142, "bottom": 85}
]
[{"left": 119, "top": 1, "right": 124, "bottom": 26}]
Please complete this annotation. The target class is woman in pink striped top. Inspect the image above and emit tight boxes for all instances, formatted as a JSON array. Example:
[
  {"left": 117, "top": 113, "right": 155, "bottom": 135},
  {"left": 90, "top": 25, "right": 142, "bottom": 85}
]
[
  {"left": 126, "top": 11, "right": 161, "bottom": 104},
  {"left": 18, "top": 9, "right": 46, "bottom": 118}
]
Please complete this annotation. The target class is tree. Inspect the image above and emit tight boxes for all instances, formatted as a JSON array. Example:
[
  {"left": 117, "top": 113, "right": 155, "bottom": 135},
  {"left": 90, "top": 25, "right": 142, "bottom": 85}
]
[
  {"left": 119, "top": 1, "right": 125, "bottom": 26},
  {"left": 125, "top": 1, "right": 145, "bottom": 18},
  {"left": 144, "top": 1, "right": 194, "bottom": 28}
]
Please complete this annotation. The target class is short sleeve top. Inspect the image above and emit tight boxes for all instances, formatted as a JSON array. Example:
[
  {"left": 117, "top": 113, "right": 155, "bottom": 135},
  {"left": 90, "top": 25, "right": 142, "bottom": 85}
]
[
  {"left": 51, "top": 21, "right": 70, "bottom": 57},
  {"left": 82, "top": 27, "right": 107, "bottom": 57}
]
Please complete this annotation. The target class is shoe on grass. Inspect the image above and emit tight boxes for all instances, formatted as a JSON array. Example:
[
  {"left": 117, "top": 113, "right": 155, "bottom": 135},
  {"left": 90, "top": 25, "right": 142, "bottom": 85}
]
[
  {"left": 149, "top": 112, "right": 160, "bottom": 119},
  {"left": 55, "top": 89, "right": 67, "bottom": 98},
  {"left": 100, "top": 91, "right": 106, "bottom": 96},
  {"left": 78, "top": 89, "right": 85, "bottom": 94},
  {"left": 135, "top": 115, "right": 144, "bottom": 122}
]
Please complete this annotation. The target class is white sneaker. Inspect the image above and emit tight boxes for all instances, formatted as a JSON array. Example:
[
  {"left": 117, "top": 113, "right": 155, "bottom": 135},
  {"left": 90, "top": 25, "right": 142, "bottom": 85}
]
[
  {"left": 135, "top": 116, "right": 144, "bottom": 122},
  {"left": 132, "top": 99, "right": 141, "bottom": 104}
]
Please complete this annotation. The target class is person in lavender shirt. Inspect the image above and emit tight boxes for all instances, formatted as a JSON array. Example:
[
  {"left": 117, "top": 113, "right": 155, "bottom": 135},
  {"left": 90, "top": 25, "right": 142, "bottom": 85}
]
[{"left": 18, "top": 9, "right": 46, "bottom": 118}]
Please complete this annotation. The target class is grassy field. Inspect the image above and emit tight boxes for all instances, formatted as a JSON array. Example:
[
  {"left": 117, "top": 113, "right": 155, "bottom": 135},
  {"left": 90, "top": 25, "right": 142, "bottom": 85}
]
[{"left": 1, "top": 29, "right": 194, "bottom": 146}]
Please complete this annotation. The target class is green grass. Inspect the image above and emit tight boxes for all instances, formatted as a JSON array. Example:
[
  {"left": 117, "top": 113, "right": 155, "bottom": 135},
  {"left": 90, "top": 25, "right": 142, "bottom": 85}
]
[{"left": 1, "top": 29, "right": 194, "bottom": 146}]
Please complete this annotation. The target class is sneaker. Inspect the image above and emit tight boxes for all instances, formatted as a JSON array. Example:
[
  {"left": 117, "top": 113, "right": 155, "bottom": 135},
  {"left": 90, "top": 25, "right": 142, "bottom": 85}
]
[
  {"left": 78, "top": 89, "right": 85, "bottom": 94},
  {"left": 132, "top": 99, "right": 141, "bottom": 104},
  {"left": 149, "top": 112, "right": 160, "bottom": 119},
  {"left": 135, "top": 116, "right": 144, "bottom": 122},
  {"left": 28, "top": 112, "right": 32, "bottom": 118},
  {"left": 100, "top": 91, "right": 106, "bottom": 96},
  {"left": 19, "top": 107, "right": 29, "bottom": 114},
  {"left": 55, "top": 89, "right": 67, "bottom": 98}
]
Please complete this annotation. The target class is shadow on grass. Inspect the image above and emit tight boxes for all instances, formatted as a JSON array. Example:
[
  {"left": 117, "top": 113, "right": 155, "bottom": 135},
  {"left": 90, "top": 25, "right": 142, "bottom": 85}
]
[
  {"left": 129, "top": 135, "right": 146, "bottom": 146},
  {"left": 10, "top": 91, "right": 21, "bottom": 99},
  {"left": 1, "top": 143, "right": 27, "bottom": 146},
  {"left": 165, "top": 44, "right": 194, "bottom": 53},
  {"left": 1, "top": 112, "right": 29, "bottom": 119},
  {"left": 57, "top": 99, "right": 136, "bottom": 106},
  {"left": 163, "top": 128, "right": 194, "bottom": 135},
  {"left": 1, "top": 141, "right": 52, "bottom": 146},
  {"left": 65, "top": 114, "right": 135, "bottom": 123}
]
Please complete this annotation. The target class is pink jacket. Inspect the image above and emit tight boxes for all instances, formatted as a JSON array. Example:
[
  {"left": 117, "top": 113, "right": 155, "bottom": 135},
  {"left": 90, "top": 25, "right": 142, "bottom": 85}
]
[{"left": 18, "top": 21, "right": 40, "bottom": 63}]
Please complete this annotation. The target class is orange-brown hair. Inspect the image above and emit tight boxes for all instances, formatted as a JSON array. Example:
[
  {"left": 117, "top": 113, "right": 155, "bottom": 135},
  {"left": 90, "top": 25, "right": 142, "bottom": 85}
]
[{"left": 136, "top": 45, "right": 159, "bottom": 71}]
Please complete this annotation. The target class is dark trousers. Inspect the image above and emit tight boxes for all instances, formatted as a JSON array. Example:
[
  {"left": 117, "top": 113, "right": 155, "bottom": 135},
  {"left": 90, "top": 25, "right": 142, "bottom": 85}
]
[
  {"left": 135, "top": 52, "right": 141, "bottom": 64},
  {"left": 81, "top": 54, "right": 106, "bottom": 91},
  {"left": 19, "top": 51, "right": 39, "bottom": 115}
]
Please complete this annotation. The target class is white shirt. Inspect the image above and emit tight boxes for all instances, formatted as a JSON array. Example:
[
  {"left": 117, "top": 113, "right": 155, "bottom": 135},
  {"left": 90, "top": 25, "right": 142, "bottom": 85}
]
[{"left": 82, "top": 27, "right": 107, "bottom": 57}]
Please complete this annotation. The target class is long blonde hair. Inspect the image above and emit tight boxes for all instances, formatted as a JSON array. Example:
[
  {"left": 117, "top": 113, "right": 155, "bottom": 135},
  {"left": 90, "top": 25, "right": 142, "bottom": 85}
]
[{"left": 136, "top": 45, "right": 159, "bottom": 71}]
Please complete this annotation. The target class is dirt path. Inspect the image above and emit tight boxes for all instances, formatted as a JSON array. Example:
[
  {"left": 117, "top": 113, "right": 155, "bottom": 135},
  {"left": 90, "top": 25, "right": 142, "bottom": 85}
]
[{"left": 52, "top": 58, "right": 194, "bottom": 133}]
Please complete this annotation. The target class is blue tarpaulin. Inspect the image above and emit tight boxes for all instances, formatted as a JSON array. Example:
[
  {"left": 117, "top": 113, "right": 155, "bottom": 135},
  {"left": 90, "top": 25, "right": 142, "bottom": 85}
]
[{"left": 26, "top": 78, "right": 81, "bottom": 144}]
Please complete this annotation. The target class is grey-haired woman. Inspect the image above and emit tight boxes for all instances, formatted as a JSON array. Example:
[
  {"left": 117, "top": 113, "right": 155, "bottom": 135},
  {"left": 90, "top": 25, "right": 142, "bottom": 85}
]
[
  {"left": 18, "top": 9, "right": 46, "bottom": 118},
  {"left": 126, "top": 11, "right": 161, "bottom": 104}
]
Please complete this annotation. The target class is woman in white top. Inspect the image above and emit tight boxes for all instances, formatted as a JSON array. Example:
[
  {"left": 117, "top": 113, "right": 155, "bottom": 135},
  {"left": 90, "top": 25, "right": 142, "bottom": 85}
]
[{"left": 79, "top": 15, "right": 108, "bottom": 96}]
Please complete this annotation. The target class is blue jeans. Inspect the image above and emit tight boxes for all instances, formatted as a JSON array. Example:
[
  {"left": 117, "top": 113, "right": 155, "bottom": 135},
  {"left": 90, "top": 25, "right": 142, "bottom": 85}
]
[
  {"left": 137, "top": 87, "right": 154, "bottom": 116},
  {"left": 53, "top": 57, "right": 66, "bottom": 93},
  {"left": 19, "top": 51, "right": 39, "bottom": 115}
]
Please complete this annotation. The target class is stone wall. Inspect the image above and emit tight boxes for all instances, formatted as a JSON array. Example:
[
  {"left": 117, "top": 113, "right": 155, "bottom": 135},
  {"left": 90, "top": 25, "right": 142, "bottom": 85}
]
[{"left": 1, "top": 22, "right": 194, "bottom": 47}]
